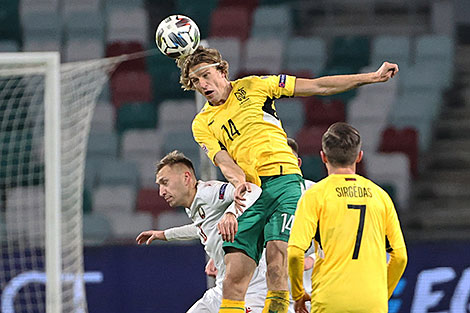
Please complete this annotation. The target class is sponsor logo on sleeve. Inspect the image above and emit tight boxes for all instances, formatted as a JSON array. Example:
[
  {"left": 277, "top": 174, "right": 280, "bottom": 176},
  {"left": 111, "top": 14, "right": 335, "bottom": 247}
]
[
  {"left": 219, "top": 183, "right": 228, "bottom": 199},
  {"left": 279, "top": 74, "right": 286, "bottom": 88}
]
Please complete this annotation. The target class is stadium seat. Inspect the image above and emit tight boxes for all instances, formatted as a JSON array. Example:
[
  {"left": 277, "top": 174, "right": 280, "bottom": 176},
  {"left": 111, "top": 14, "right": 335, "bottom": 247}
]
[
  {"left": 110, "top": 71, "right": 152, "bottom": 109},
  {"left": 63, "top": 7, "right": 104, "bottom": 40},
  {"left": 83, "top": 212, "right": 113, "bottom": 246},
  {"left": 158, "top": 99, "right": 197, "bottom": 133},
  {"left": 364, "top": 152, "right": 411, "bottom": 211},
  {"left": 0, "top": 0, "right": 21, "bottom": 42},
  {"left": 251, "top": 5, "right": 293, "bottom": 39},
  {"left": 105, "top": 211, "right": 154, "bottom": 239},
  {"left": 218, "top": 0, "right": 259, "bottom": 12},
  {"left": 284, "top": 36, "right": 327, "bottom": 76},
  {"left": 87, "top": 132, "right": 119, "bottom": 158},
  {"left": 93, "top": 185, "right": 137, "bottom": 214},
  {"left": 303, "top": 97, "right": 345, "bottom": 127},
  {"left": 107, "top": 6, "right": 148, "bottom": 43},
  {"left": 328, "top": 36, "right": 370, "bottom": 71},
  {"left": 207, "top": 38, "right": 242, "bottom": 79},
  {"left": 300, "top": 155, "right": 327, "bottom": 182},
  {"left": 350, "top": 119, "right": 387, "bottom": 154},
  {"left": 415, "top": 34, "right": 454, "bottom": 88},
  {"left": 371, "top": 35, "right": 411, "bottom": 71},
  {"left": 90, "top": 102, "right": 115, "bottom": 133},
  {"left": 97, "top": 159, "right": 140, "bottom": 187},
  {"left": 155, "top": 209, "right": 193, "bottom": 232},
  {"left": 176, "top": 0, "right": 219, "bottom": 38},
  {"left": 116, "top": 102, "right": 157, "bottom": 133},
  {"left": 0, "top": 40, "right": 20, "bottom": 52},
  {"left": 162, "top": 130, "right": 201, "bottom": 177},
  {"left": 21, "top": 9, "right": 61, "bottom": 42},
  {"left": 400, "top": 63, "right": 448, "bottom": 94},
  {"left": 275, "top": 98, "right": 305, "bottom": 137},
  {"left": 242, "top": 38, "right": 284, "bottom": 74},
  {"left": 295, "top": 125, "right": 328, "bottom": 156},
  {"left": 209, "top": 7, "right": 252, "bottom": 41},
  {"left": 106, "top": 41, "right": 146, "bottom": 73},
  {"left": 136, "top": 188, "right": 174, "bottom": 218},
  {"left": 5, "top": 186, "right": 45, "bottom": 247},
  {"left": 64, "top": 37, "right": 104, "bottom": 62},
  {"left": 379, "top": 127, "right": 419, "bottom": 178}
]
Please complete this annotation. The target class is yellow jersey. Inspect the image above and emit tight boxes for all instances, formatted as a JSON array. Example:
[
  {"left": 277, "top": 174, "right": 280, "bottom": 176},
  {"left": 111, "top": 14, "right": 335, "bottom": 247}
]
[
  {"left": 288, "top": 174, "right": 406, "bottom": 313},
  {"left": 192, "top": 75, "right": 302, "bottom": 186}
]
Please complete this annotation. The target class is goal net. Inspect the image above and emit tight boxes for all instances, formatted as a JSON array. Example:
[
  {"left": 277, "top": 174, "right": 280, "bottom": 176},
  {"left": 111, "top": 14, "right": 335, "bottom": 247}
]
[{"left": 0, "top": 53, "right": 121, "bottom": 313}]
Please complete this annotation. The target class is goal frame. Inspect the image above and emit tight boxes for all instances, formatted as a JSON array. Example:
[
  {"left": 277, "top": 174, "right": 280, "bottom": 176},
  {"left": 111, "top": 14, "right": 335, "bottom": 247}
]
[{"left": 0, "top": 52, "right": 62, "bottom": 313}]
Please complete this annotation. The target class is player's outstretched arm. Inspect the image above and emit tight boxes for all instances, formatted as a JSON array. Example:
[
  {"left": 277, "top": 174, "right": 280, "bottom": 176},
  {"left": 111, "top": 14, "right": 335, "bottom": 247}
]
[
  {"left": 293, "top": 61, "right": 398, "bottom": 97},
  {"left": 136, "top": 230, "right": 167, "bottom": 245}
]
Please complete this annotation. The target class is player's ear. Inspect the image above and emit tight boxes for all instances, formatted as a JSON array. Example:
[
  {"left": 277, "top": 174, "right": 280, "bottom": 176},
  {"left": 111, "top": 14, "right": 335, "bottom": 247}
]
[
  {"left": 297, "top": 157, "right": 302, "bottom": 167},
  {"left": 356, "top": 150, "right": 363, "bottom": 164},
  {"left": 320, "top": 151, "right": 328, "bottom": 164}
]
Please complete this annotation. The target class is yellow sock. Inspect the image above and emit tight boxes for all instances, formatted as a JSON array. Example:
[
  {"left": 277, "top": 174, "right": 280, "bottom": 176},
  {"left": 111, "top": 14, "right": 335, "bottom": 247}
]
[
  {"left": 219, "top": 298, "right": 245, "bottom": 312},
  {"left": 262, "top": 290, "right": 290, "bottom": 313}
]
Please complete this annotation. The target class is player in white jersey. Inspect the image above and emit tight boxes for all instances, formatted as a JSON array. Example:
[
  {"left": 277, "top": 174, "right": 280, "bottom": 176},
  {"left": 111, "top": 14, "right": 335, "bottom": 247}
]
[{"left": 136, "top": 150, "right": 281, "bottom": 313}]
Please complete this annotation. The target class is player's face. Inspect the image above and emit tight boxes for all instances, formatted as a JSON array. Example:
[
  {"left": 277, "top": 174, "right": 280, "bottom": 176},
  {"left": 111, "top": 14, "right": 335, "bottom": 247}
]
[
  {"left": 189, "top": 63, "right": 229, "bottom": 105},
  {"left": 156, "top": 165, "right": 187, "bottom": 207}
]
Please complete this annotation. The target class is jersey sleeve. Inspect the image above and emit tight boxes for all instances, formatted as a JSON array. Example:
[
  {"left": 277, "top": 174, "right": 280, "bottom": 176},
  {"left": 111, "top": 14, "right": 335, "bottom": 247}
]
[
  {"left": 225, "top": 183, "right": 262, "bottom": 216},
  {"left": 263, "top": 74, "right": 296, "bottom": 99},
  {"left": 164, "top": 223, "right": 199, "bottom": 241},
  {"left": 192, "top": 113, "right": 224, "bottom": 164},
  {"left": 383, "top": 193, "right": 406, "bottom": 252},
  {"left": 288, "top": 190, "right": 319, "bottom": 251}
]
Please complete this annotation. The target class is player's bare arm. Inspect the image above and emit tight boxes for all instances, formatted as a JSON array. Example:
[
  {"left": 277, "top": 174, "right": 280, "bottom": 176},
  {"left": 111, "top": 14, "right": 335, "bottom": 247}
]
[
  {"left": 136, "top": 230, "right": 166, "bottom": 245},
  {"left": 293, "top": 61, "right": 398, "bottom": 97},
  {"left": 214, "top": 150, "right": 251, "bottom": 211}
]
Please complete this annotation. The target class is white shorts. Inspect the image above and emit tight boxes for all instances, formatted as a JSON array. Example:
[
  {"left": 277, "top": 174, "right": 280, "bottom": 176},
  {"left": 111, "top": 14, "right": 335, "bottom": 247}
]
[{"left": 186, "top": 286, "right": 270, "bottom": 313}]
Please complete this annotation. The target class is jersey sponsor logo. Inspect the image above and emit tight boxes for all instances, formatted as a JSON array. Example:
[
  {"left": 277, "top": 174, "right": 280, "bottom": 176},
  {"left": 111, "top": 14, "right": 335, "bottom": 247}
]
[
  {"left": 219, "top": 183, "right": 228, "bottom": 199},
  {"left": 279, "top": 74, "right": 287, "bottom": 87},
  {"left": 198, "top": 207, "right": 206, "bottom": 219}
]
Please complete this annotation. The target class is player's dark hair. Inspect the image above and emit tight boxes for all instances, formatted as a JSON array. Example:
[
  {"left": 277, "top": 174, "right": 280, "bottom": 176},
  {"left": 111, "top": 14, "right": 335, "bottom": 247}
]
[
  {"left": 287, "top": 137, "right": 299, "bottom": 156},
  {"left": 322, "top": 122, "right": 362, "bottom": 167},
  {"left": 177, "top": 45, "right": 229, "bottom": 90},
  {"left": 155, "top": 150, "right": 196, "bottom": 176}
]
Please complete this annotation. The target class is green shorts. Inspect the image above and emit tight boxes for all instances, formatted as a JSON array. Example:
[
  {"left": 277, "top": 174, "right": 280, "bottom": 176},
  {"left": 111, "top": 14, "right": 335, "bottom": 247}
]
[{"left": 223, "top": 174, "right": 304, "bottom": 264}]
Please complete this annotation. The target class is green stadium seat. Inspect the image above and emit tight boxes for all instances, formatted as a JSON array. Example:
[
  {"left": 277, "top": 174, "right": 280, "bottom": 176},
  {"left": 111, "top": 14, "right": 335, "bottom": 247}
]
[
  {"left": 328, "top": 36, "right": 370, "bottom": 71},
  {"left": 285, "top": 36, "right": 327, "bottom": 76},
  {"left": 0, "top": 0, "right": 21, "bottom": 43},
  {"left": 116, "top": 102, "right": 157, "bottom": 133},
  {"left": 301, "top": 155, "right": 326, "bottom": 182},
  {"left": 251, "top": 5, "right": 293, "bottom": 39},
  {"left": 83, "top": 212, "right": 113, "bottom": 246},
  {"left": 176, "top": 0, "right": 218, "bottom": 39}
]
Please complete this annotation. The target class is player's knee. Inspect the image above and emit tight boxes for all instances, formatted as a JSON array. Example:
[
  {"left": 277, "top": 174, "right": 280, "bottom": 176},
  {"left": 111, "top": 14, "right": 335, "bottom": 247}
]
[{"left": 266, "top": 262, "right": 288, "bottom": 285}]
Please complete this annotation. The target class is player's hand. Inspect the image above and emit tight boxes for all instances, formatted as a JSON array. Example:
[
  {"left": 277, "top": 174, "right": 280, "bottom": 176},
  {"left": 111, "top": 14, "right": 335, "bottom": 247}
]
[
  {"left": 234, "top": 182, "right": 252, "bottom": 213},
  {"left": 136, "top": 230, "right": 166, "bottom": 245},
  {"left": 294, "top": 293, "right": 311, "bottom": 313},
  {"left": 375, "top": 61, "right": 398, "bottom": 82},
  {"left": 217, "top": 212, "right": 238, "bottom": 242},
  {"left": 304, "top": 256, "right": 315, "bottom": 271},
  {"left": 205, "top": 258, "right": 218, "bottom": 277}
]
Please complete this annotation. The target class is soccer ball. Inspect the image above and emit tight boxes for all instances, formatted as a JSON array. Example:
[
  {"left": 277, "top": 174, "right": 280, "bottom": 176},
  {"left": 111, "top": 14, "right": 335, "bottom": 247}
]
[{"left": 155, "top": 15, "right": 200, "bottom": 59}]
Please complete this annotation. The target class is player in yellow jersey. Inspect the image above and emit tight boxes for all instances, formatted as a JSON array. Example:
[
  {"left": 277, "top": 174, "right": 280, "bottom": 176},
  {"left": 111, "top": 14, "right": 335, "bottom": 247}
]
[
  {"left": 177, "top": 46, "right": 399, "bottom": 313},
  {"left": 287, "top": 122, "right": 408, "bottom": 313}
]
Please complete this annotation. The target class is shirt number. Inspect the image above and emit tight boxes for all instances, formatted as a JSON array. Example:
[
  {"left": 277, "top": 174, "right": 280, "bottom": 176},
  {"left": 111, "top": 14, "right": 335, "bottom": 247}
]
[
  {"left": 348, "top": 204, "right": 366, "bottom": 259},
  {"left": 281, "top": 213, "right": 294, "bottom": 233},
  {"left": 221, "top": 119, "right": 240, "bottom": 141}
]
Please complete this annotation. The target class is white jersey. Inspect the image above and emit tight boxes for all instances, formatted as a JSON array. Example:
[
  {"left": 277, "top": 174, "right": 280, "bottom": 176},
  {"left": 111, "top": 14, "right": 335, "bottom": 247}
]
[
  {"left": 164, "top": 180, "right": 268, "bottom": 312},
  {"left": 304, "top": 178, "right": 315, "bottom": 190}
]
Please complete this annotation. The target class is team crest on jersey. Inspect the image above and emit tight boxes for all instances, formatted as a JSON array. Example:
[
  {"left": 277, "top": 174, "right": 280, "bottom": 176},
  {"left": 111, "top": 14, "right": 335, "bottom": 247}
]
[
  {"left": 219, "top": 183, "right": 228, "bottom": 199},
  {"left": 234, "top": 87, "right": 249, "bottom": 104},
  {"left": 246, "top": 307, "right": 252, "bottom": 313},
  {"left": 279, "top": 74, "right": 286, "bottom": 87},
  {"left": 198, "top": 207, "right": 206, "bottom": 219}
]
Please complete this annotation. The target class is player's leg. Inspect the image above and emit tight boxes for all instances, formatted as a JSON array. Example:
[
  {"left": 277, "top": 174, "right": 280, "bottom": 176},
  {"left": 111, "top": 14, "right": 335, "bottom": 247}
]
[{"left": 262, "top": 174, "right": 304, "bottom": 313}]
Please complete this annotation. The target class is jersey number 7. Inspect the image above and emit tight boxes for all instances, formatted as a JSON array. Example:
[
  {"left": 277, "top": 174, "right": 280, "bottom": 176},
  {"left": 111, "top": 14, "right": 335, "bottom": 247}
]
[{"left": 348, "top": 204, "right": 366, "bottom": 259}]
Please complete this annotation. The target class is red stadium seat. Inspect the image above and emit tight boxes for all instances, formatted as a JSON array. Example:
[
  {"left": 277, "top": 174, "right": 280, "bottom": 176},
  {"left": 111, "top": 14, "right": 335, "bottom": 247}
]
[
  {"left": 379, "top": 126, "right": 419, "bottom": 177},
  {"left": 303, "top": 97, "right": 346, "bottom": 127},
  {"left": 209, "top": 6, "right": 252, "bottom": 41},
  {"left": 295, "top": 125, "right": 328, "bottom": 156},
  {"left": 110, "top": 71, "right": 152, "bottom": 109},
  {"left": 218, "top": 0, "right": 259, "bottom": 12},
  {"left": 106, "top": 41, "right": 146, "bottom": 73},
  {"left": 136, "top": 188, "right": 173, "bottom": 218}
]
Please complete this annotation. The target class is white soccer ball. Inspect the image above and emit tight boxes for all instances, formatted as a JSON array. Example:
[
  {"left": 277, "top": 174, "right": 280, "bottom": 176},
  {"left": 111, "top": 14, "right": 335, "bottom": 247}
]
[{"left": 155, "top": 15, "right": 200, "bottom": 59}]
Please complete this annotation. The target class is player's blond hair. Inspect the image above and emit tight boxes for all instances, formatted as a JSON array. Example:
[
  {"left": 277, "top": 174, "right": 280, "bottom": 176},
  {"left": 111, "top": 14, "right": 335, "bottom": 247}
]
[
  {"left": 322, "top": 122, "right": 362, "bottom": 167},
  {"left": 177, "top": 46, "right": 229, "bottom": 90},
  {"left": 155, "top": 150, "right": 196, "bottom": 176}
]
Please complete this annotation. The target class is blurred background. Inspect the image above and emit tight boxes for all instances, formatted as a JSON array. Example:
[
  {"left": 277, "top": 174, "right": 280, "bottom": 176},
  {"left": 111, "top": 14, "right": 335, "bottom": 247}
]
[{"left": 1, "top": 0, "right": 469, "bottom": 312}]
